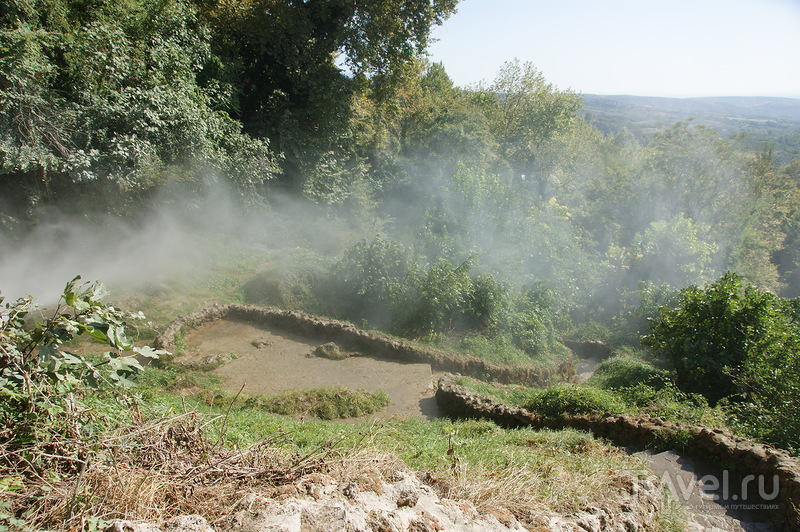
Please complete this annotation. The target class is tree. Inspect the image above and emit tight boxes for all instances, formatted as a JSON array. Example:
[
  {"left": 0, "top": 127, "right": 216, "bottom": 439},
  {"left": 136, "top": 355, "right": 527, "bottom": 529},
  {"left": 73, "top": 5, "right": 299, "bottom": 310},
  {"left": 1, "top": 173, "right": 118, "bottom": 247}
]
[
  {"left": 474, "top": 59, "right": 580, "bottom": 198},
  {"left": 199, "top": 0, "right": 458, "bottom": 191},
  {"left": 0, "top": 0, "right": 278, "bottom": 220}
]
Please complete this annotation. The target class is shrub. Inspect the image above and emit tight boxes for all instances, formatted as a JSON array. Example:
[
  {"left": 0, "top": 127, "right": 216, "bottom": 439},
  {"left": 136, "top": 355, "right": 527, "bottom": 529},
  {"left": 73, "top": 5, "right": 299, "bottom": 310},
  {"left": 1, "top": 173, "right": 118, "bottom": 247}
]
[
  {"left": 0, "top": 276, "right": 164, "bottom": 458},
  {"left": 644, "top": 272, "right": 800, "bottom": 450},
  {"left": 391, "top": 257, "right": 476, "bottom": 336},
  {"left": 522, "top": 386, "right": 626, "bottom": 417},
  {"left": 329, "top": 236, "right": 413, "bottom": 328},
  {"left": 618, "top": 383, "right": 717, "bottom": 425},
  {"left": 586, "top": 356, "right": 671, "bottom": 390},
  {"left": 505, "top": 284, "right": 567, "bottom": 360},
  {"left": 643, "top": 271, "right": 800, "bottom": 405},
  {"left": 462, "top": 273, "right": 509, "bottom": 331},
  {"left": 611, "top": 281, "right": 680, "bottom": 345}
]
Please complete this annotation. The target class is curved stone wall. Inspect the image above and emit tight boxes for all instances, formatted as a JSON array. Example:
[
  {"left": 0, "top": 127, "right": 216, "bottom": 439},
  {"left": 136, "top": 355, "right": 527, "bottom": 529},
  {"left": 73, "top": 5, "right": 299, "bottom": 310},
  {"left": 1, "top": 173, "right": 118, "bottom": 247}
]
[
  {"left": 153, "top": 304, "right": 572, "bottom": 387},
  {"left": 435, "top": 374, "right": 800, "bottom": 530}
]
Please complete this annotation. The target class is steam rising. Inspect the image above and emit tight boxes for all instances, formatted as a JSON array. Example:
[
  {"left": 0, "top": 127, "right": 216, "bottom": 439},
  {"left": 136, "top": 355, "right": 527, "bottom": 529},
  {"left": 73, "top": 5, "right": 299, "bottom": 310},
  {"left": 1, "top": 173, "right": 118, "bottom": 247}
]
[{"left": 0, "top": 182, "right": 369, "bottom": 306}]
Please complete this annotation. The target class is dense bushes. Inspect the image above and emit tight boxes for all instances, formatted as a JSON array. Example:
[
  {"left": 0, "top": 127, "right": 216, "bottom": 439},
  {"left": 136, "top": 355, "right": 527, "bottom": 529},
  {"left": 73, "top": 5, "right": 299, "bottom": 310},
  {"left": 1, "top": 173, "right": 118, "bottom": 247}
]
[
  {"left": 644, "top": 272, "right": 800, "bottom": 451},
  {"left": 324, "top": 236, "right": 568, "bottom": 360}
]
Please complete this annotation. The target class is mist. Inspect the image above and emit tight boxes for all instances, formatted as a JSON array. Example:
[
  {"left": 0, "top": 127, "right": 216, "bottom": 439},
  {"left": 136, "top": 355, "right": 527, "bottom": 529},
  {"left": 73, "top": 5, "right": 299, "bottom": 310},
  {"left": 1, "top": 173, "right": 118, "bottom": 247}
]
[{"left": 0, "top": 180, "right": 375, "bottom": 306}]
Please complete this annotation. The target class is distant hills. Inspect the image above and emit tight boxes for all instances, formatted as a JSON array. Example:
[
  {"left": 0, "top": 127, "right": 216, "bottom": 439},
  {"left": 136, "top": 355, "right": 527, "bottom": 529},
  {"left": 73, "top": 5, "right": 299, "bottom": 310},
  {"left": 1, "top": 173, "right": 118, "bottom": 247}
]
[{"left": 580, "top": 95, "right": 800, "bottom": 164}]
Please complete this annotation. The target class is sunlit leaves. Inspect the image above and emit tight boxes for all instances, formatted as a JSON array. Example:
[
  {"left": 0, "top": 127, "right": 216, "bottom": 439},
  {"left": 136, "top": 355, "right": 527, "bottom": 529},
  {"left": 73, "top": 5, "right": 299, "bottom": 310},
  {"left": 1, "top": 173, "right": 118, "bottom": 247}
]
[
  {"left": 0, "top": 276, "right": 166, "bottom": 414},
  {"left": 0, "top": 0, "right": 278, "bottom": 217}
]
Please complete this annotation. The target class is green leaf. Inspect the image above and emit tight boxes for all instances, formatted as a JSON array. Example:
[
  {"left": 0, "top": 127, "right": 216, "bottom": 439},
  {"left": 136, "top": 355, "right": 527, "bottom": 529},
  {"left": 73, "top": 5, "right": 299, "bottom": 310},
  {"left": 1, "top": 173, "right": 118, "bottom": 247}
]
[
  {"left": 133, "top": 345, "right": 166, "bottom": 359},
  {"left": 0, "top": 476, "right": 25, "bottom": 493},
  {"left": 78, "top": 324, "right": 109, "bottom": 343}
]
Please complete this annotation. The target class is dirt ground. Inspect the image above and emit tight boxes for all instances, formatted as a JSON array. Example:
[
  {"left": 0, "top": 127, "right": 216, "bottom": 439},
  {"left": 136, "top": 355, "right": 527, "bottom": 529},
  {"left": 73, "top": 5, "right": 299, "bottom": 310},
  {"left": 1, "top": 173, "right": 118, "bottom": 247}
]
[{"left": 182, "top": 319, "right": 442, "bottom": 420}]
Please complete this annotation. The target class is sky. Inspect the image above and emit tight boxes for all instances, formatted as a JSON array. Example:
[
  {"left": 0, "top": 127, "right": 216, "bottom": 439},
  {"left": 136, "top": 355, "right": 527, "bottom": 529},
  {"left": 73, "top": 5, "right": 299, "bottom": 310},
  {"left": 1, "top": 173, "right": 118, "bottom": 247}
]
[{"left": 427, "top": 0, "right": 800, "bottom": 98}]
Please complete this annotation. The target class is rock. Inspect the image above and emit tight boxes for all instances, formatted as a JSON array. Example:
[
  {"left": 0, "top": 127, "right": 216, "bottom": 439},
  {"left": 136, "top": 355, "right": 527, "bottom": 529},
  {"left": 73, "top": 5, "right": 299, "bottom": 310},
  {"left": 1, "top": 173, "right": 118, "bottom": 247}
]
[
  {"left": 163, "top": 516, "right": 215, "bottom": 532},
  {"left": 312, "top": 342, "right": 349, "bottom": 360},
  {"left": 215, "top": 470, "right": 527, "bottom": 532},
  {"left": 107, "top": 515, "right": 214, "bottom": 532},
  {"left": 106, "top": 522, "right": 162, "bottom": 532}
]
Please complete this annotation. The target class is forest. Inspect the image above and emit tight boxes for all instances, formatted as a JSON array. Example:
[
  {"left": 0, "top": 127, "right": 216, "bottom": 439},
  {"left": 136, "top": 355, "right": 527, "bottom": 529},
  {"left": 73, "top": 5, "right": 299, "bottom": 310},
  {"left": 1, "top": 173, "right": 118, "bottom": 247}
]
[{"left": 2, "top": 0, "right": 800, "bottom": 528}]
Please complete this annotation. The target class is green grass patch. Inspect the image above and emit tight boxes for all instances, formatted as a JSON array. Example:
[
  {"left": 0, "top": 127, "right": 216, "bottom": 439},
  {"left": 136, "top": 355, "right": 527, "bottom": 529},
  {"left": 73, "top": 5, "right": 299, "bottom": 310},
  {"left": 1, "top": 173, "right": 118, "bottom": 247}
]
[
  {"left": 129, "top": 389, "right": 650, "bottom": 515},
  {"left": 458, "top": 375, "right": 728, "bottom": 429},
  {"left": 522, "top": 386, "right": 628, "bottom": 416},
  {"left": 244, "top": 387, "right": 390, "bottom": 420},
  {"left": 436, "top": 332, "right": 570, "bottom": 367},
  {"left": 456, "top": 377, "right": 626, "bottom": 416},
  {"left": 586, "top": 355, "right": 672, "bottom": 390}
]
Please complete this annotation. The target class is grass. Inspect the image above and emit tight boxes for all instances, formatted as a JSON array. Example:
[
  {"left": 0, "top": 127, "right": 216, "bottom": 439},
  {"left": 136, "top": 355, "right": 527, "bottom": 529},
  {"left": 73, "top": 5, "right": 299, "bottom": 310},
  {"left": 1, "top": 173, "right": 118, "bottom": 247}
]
[
  {"left": 106, "top": 235, "right": 273, "bottom": 329},
  {"left": 4, "top": 237, "right": 686, "bottom": 528},
  {"left": 243, "top": 387, "right": 390, "bottom": 420},
  {"left": 434, "top": 332, "right": 572, "bottom": 367},
  {"left": 457, "top": 374, "right": 730, "bottom": 429},
  {"left": 127, "top": 386, "right": 653, "bottom": 517},
  {"left": 585, "top": 355, "right": 672, "bottom": 390},
  {"left": 455, "top": 376, "right": 627, "bottom": 416}
]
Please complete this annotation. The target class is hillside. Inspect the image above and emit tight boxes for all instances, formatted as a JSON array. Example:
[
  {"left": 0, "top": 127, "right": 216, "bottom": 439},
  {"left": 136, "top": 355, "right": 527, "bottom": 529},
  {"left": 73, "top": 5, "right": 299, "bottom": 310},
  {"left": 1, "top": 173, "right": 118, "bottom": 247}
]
[{"left": 580, "top": 94, "right": 800, "bottom": 163}]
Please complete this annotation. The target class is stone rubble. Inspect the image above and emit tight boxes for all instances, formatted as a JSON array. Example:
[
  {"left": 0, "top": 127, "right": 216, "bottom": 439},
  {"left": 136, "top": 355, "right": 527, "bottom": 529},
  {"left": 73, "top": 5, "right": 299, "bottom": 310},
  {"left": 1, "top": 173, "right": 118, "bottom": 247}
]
[{"left": 107, "top": 465, "right": 664, "bottom": 532}]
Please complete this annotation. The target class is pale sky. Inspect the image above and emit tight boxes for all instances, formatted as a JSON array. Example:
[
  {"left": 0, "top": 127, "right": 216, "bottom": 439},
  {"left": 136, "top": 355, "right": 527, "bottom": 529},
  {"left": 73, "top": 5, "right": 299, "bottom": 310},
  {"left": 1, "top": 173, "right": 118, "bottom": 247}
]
[{"left": 427, "top": 0, "right": 800, "bottom": 98}]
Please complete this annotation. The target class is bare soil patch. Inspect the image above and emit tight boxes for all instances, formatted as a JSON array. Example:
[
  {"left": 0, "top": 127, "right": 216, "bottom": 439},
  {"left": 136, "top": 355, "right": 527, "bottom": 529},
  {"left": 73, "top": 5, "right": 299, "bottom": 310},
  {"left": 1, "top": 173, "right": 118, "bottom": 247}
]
[{"left": 181, "top": 319, "right": 442, "bottom": 420}]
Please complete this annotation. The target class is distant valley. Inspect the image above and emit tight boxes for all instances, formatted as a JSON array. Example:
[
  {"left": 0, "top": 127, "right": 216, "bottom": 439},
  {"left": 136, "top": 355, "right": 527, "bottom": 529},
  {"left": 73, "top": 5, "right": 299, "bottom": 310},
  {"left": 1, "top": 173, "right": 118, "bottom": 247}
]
[{"left": 580, "top": 94, "right": 800, "bottom": 164}]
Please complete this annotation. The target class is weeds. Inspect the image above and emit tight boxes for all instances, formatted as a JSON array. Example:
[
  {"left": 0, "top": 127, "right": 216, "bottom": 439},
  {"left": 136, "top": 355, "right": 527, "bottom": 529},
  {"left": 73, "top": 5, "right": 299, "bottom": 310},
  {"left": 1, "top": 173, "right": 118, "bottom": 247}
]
[{"left": 244, "top": 388, "right": 390, "bottom": 420}]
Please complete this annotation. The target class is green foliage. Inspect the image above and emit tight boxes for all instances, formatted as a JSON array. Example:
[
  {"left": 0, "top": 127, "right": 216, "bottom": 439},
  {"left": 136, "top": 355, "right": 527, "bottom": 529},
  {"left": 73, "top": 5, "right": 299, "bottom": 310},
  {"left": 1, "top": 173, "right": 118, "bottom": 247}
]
[
  {"left": 628, "top": 214, "right": 717, "bottom": 288},
  {"left": 462, "top": 273, "right": 508, "bottom": 331},
  {"left": 643, "top": 271, "right": 800, "bottom": 450},
  {"left": 522, "top": 385, "right": 627, "bottom": 417},
  {"left": 586, "top": 356, "right": 671, "bottom": 391},
  {"left": 476, "top": 59, "right": 581, "bottom": 192},
  {"left": 450, "top": 334, "right": 534, "bottom": 366},
  {"left": 0, "top": 0, "right": 277, "bottom": 219},
  {"left": 611, "top": 281, "right": 680, "bottom": 345},
  {"left": 505, "top": 284, "right": 566, "bottom": 360},
  {"left": 643, "top": 272, "right": 800, "bottom": 403},
  {"left": 244, "top": 387, "right": 390, "bottom": 420},
  {"left": 617, "top": 382, "right": 722, "bottom": 426},
  {"left": 0, "top": 276, "right": 164, "bottom": 445},
  {"left": 392, "top": 256, "right": 476, "bottom": 336},
  {"left": 329, "top": 235, "right": 413, "bottom": 328}
]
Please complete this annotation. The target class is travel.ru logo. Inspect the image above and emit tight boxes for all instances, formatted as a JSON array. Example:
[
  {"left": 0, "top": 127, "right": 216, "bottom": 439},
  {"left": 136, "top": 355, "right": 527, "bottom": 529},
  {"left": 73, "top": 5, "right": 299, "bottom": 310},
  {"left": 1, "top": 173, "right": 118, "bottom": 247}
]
[{"left": 659, "top": 469, "right": 779, "bottom": 511}]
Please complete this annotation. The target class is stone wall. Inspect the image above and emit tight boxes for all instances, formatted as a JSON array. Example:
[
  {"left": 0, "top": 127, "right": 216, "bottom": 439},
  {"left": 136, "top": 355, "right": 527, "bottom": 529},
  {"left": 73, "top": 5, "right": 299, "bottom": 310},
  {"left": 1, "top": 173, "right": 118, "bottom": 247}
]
[
  {"left": 153, "top": 304, "right": 572, "bottom": 387},
  {"left": 435, "top": 374, "right": 800, "bottom": 530}
]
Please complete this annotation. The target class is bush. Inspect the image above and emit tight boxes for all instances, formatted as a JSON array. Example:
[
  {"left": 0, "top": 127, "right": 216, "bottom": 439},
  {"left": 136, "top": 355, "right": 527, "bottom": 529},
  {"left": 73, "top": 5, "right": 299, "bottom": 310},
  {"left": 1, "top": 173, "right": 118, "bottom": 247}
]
[
  {"left": 0, "top": 277, "right": 164, "bottom": 460},
  {"left": 329, "top": 236, "right": 413, "bottom": 328},
  {"left": 643, "top": 271, "right": 800, "bottom": 405},
  {"left": 618, "top": 383, "right": 718, "bottom": 425},
  {"left": 586, "top": 356, "right": 671, "bottom": 390},
  {"left": 463, "top": 273, "right": 509, "bottom": 331},
  {"left": 644, "top": 271, "right": 800, "bottom": 451},
  {"left": 522, "top": 386, "right": 626, "bottom": 417},
  {"left": 611, "top": 281, "right": 679, "bottom": 345},
  {"left": 391, "top": 256, "right": 476, "bottom": 336},
  {"left": 244, "top": 387, "right": 390, "bottom": 420},
  {"left": 505, "top": 284, "right": 568, "bottom": 360}
]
